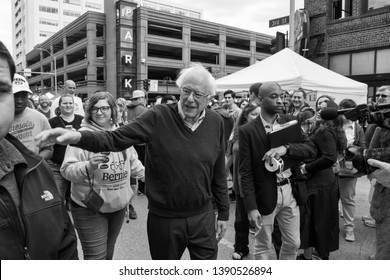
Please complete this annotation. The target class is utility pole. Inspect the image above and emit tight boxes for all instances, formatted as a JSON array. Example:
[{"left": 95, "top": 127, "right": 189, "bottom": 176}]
[
  {"left": 289, "top": 0, "right": 295, "bottom": 50},
  {"left": 35, "top": 47, "right": 57, "bottom": 96}
]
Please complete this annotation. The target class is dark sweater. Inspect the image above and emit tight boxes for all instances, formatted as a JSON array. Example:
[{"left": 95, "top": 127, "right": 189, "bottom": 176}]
[{"left": 75, "top": 104, "right": 229, "bottom": 220}]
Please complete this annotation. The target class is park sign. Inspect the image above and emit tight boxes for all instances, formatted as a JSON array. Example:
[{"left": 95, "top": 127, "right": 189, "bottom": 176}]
[{"left": 269, "top": 15, "right": 289, "bottom": 28}]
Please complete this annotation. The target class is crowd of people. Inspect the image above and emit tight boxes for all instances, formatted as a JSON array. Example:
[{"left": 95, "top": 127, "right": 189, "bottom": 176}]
[{"left": 1, "top": 40, "right": 390, "bottom": 260}]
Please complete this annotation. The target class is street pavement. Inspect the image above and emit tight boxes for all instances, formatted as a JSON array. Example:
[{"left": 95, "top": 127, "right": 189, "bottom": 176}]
[{"left": 76, "top": 176, "right": 376, "bottom": 260}]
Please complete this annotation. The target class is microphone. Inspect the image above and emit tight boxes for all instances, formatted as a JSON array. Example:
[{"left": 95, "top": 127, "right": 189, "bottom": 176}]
[
  {"left": 319, "top": 108, "right": 338, "bottom": 120},
  {"left": 320, "top": 107, "right": 354, "bottom": 120}
]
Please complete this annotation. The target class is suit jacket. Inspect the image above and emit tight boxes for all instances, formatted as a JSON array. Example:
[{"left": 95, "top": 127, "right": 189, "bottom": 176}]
[{"left": 239, "top": 114, "right": 317, "bottom": 215}]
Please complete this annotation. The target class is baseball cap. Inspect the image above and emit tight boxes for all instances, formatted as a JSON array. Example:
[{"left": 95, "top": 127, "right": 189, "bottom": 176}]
[
  {"left": 131, "top": 90, "right": 145, "bottom": 99},
  {"left": 13, "top": 73, "right": 32, "bottom": 94}
]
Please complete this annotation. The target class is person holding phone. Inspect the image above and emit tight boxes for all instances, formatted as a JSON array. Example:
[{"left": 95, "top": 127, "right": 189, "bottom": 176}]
[{"left": 60, "top": 91, "right": 145, "bottom": 260}]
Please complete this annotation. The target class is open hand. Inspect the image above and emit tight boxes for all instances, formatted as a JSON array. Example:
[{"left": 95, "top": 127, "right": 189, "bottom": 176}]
[
  {"left": 216, "top": 220, "right": 227, "bottom": 243},
  {"left": 367, "top": 159, "right": 390, "bottom": 188},
  {"left": 35, "top": 127, "right": 81, "bottom": 147}
]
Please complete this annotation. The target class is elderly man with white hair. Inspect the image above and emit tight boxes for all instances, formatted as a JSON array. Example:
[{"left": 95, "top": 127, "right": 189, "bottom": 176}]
[{"left": 35, "top": 63, "right": 229, "bottom": 260}]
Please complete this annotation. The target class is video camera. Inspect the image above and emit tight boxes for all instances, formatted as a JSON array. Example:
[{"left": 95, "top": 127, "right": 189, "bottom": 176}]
[
  {"left": 320, "top": 103, "right": 390, "bottom": 174},
  {"left": 320, "top": 102, "right": 390, "bottom": 130}
]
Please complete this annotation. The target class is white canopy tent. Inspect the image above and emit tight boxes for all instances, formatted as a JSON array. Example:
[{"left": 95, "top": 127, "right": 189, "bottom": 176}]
[{"left": 216, "top": 48, "right": 368, "bottom": 104}]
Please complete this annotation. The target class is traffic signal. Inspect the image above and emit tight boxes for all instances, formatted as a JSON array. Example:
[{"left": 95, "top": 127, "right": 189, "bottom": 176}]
[
  {"left": 143, "top": 79, "right": 149, "bottom": 91},
  {"left": 270, "top": 32, "right": 286, "bottom": 54}
]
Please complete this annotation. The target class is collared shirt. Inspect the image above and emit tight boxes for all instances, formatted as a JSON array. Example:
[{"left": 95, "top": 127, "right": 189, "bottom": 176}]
[
  {"left": 259, "top": 112, "right": 292, "bottom": 181},
  {"left": 343, "top": 119, "right": 355, "bottom": 146},
  {"left": 178, "top": 101, "right": 206, "bottom": 131}
]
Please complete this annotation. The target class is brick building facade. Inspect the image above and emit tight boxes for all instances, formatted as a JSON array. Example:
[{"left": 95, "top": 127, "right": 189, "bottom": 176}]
[{"left": 305, "top": 0, "right": 390, "bottom": 100}]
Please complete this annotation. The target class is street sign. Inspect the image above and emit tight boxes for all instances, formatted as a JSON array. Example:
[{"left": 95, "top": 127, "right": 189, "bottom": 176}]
[
  {"left": 23, "top": 68, "right": 31, "bottom": 77},
  {"left": 269, "top": 15, "right": 289, "bottom": 28}
]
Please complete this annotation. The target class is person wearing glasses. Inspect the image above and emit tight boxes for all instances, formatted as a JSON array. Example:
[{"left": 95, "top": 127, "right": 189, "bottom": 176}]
[
  {"left": 60, "top": 91, "right": 145, "bottom": 260},
  {"left": 35, "top": 63, "right": 229, "bottom": 260},
  {"left": 361, "top": 86, "right": 390, "bottom": 247},
  {"left": 375, "top": 85, "right": 390, "bottom": 104}
]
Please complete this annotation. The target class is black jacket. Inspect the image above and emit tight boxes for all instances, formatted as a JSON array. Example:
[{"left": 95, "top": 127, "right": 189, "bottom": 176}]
[
  {"left": 0, "top": 134, "right": 78, "bottom": 260},
  {"left": 239, "top": 114, "right": 317, "bottom": 215}
]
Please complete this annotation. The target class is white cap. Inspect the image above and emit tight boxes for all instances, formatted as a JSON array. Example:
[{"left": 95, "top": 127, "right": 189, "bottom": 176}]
[
  {"left": 12, "top": 73, "right": 32, "bottom": 94},
  {"left": 131, "top": 90, "right": 145, "bottom": 99}
]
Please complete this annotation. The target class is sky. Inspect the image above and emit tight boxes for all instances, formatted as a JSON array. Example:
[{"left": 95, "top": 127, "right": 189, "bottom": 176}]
[{"left": 0, "top": 0, "right": 304, "bottom": 56}]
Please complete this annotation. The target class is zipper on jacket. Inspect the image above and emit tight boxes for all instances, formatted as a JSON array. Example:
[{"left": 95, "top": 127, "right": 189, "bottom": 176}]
[
  {"left": 0, "top": 189, "right": 28, "bottom": 259},
  {"left": 19, "top": 157, "right": 44, "bottom": 257}
]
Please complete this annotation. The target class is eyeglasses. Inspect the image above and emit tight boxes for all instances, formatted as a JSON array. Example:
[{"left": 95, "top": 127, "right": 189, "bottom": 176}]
[
  {"left": 180, "top": 87, "right": 208, "bottom": 99},
  {"left": 91, "top": 106, "right": 110, "bottom": 114},
  {"left": 376, "top": 94, "right": 390, "bottom": 98}
]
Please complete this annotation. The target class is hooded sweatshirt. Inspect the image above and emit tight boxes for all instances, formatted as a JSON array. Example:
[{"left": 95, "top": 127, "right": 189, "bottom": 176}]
[
  {"left": 60, "top": 121, "right": 144, "bottom": 213},
  {"left": 126, "top": 100, "right": 148, "bottom": 122}
]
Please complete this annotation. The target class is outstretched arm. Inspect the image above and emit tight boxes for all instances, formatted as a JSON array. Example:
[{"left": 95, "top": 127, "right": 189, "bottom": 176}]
[{"left": 35, "top": 127, "right": 82, "bottom": 147}]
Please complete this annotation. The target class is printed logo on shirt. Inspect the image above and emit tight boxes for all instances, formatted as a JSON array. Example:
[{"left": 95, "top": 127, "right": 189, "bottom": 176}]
[
  {"left": 41, "top": 190, "right": 54, "bottom": 201},
  {"left": 9, "top": 120, "right": 35, "bottom": 141},
  {"left": 102, "top": 170, "right": 128, "bottom": 182}
]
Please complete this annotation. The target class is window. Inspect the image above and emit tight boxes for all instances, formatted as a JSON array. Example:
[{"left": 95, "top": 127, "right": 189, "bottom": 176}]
[
  {"left": 331, "top": 0, "right": 352, "bottom": 20},
  {"left": 377, "top": 49, "right": 390, "bottom": 74},
  {"left": 39, "top": 18, "right": 59, "bottom": 26},
  {"left": 329, "top": 53, "right": 350, "bottom": 75},
  {"left": 63, "top": 10, "right": 80, "bottom": 17},
  {"left": 364, "top": 0, "right": 390, "bottom": 11},
  {"left": 40, "top": 30, "right": 55, "bottom": 38},
  {"left": 15, "top": 19, "right": 21, "bottom": 28},
  {"left": 351, "top": 51, "right": 375, "bottom": 75},
  {"left": 96, "top": 45, "right": 104, "bottom": 59},
  {"left": 63, "top": 0, "right": 80, "bottom": 5},
  {"left": 39, "top": 6, "right": 58, "bottom": 14},
  {"left": 85, "top": 2, "right": 102, "bottom": 10},
  {"left": 97, "top": 67, "right": 104, "bottom": 81}
]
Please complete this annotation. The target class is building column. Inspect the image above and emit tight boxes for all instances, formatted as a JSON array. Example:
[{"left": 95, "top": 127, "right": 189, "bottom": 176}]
[
  {"left": 182, "top": 20, "right": 191, "bottom": 66},
  {"left": 86, "top": 22, "right": 97, "bottom": 95},
  {"left": 219, "top": 31, "right": 227, "bottom": 75},
  {"left": 63, "top": 37, "right": 68, "bottom": 81}
]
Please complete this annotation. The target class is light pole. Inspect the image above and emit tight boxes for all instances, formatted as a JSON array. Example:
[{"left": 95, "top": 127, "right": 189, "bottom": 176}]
[
  {"left": 35, "top": 47, "right": 57, "bottom": 96},
  {"left": 163, "top": 76, "right": 171, "bottom": 94}
]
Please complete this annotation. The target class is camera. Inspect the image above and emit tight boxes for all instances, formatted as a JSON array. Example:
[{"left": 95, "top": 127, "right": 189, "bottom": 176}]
[
  {"left": 351, "top": 147, "right": 390, "bottom": 175},
  {"left": 320, "top": 102, "right": 390, "bottom": 130}
]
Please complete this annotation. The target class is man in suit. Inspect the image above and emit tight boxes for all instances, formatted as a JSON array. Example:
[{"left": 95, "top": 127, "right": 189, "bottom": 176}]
[{"left": 239, "top": 81, "right": 316, "bottom": 260}]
